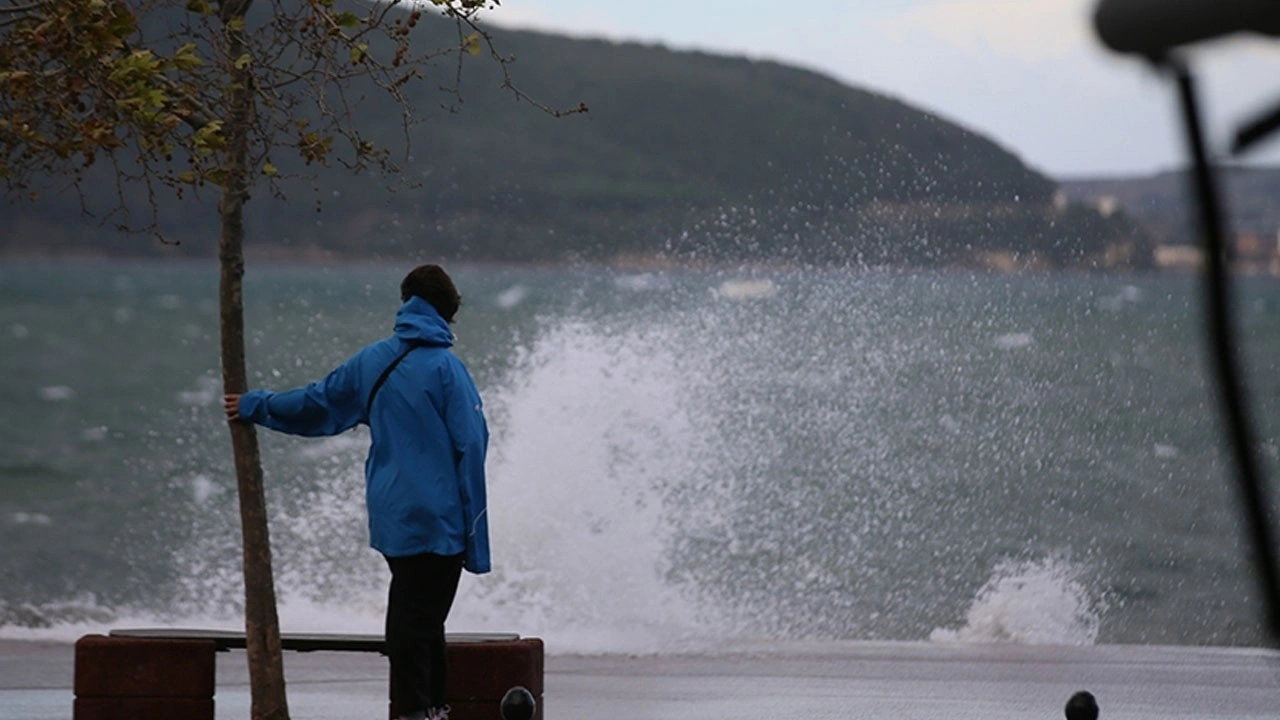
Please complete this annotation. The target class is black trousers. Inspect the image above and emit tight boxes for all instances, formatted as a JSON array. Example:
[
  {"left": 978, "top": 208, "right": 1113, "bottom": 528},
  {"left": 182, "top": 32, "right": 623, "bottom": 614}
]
[{"left": 384, "top": 552, "right": 465, "bottom": 715}]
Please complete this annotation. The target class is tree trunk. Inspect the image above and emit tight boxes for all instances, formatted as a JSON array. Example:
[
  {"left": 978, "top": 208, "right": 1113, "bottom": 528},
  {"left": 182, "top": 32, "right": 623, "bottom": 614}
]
[{"left": 219, "top": 7, "right": 290, "bottom": 720}]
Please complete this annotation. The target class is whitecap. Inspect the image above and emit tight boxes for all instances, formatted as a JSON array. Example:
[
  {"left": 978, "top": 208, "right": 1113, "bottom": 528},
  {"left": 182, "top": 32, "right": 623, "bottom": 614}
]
[
  {"left": 11, "top": 512, "right": 52, "bottom": 526},
  {"left": 80, "top": 426, "right": 108, "bottom": 442},
  {"left": 177, "top": 376, "right": 220, "bottom": 406},
  {"left": 495, "top": 284, "right": 529, "bottom": 309},
  {"left": 614, "top": 273, "right": 669, "bottom": 292},
  {"left": 155, "top": 294, "right": 183, "bottom": 310},
  {"left": 39, "top": 386, "right": 74, "bottom": 401},
  {"left": 10, "top": 324, "right": 29, "bottom": 339},
  {"left": 993, "top": 332, "right": 1033, "bottom": 350},
  {"left": 715, "top": 278, "right": 777, "bottom": 300},
  {"left": 1098, "top": 285, "right": 1142, "bottom": 312},
  {"left": 1153, "top": 443, "right": 1179, "bottom": 459}
]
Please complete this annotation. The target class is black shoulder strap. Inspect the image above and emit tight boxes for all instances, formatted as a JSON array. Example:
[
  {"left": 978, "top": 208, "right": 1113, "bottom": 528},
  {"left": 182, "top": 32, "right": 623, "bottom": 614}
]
[{"left": 365, "top": 342, "right": 424, "bottom": 418}]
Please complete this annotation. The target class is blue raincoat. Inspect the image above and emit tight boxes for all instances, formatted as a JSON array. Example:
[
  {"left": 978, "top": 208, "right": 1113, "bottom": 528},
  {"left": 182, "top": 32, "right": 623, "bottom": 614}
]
[{"left": 237, "top": 297, "right": 490, "bottom": 573}]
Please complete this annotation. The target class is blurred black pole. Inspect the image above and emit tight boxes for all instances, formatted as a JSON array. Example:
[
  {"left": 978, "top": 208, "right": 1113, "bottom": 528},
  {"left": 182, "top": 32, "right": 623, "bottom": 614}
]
[{"left": 1170, "top": 58, "right": 1280, "bottom": 646}]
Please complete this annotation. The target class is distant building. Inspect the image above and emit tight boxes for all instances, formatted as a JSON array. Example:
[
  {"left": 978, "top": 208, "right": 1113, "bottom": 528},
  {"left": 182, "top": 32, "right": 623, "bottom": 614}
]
[
  {"left": 1230, "top": 229, "right": 1280, "bottom": 275},
  {"left": 1154, "top": 244, "right": 1203, "bottom": 270},
  {"left": 1154, "top": 229, "right": 1280, "bottom": 275},
  {"left": 1234, "top": 231, "right": 1264, "bottom": 258},
  {"left": 1093, "top": 196, "right": 1119, "bottom": 218}
]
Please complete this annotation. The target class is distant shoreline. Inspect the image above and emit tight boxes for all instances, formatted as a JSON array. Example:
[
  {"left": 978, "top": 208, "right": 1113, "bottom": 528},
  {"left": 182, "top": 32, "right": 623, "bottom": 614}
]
[{"left": 0, "top": 244, "right": 1261, "bottom": 277}]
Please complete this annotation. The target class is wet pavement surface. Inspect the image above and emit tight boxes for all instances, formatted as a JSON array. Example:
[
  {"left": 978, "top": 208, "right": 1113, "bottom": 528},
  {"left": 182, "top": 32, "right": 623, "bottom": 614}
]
[{"left": 3, "top": 638, "right": 1277, "bottom": 719}]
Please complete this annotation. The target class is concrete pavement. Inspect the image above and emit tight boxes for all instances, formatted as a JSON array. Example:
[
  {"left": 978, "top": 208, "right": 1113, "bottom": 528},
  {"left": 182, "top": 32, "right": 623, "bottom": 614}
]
[{"left": 2, "top": 638, "right": 1277, "bottom": 719}]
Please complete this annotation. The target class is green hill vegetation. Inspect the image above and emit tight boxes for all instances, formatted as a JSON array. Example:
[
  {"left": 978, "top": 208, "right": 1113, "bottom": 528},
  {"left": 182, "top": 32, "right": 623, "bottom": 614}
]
[{"left": 0, "top": 13, "right": 1147, "bottom": 268}]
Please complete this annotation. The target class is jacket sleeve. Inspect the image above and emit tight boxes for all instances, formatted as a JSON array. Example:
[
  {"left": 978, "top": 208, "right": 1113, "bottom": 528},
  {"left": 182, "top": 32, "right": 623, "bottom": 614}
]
[
  {"left": 441, "top": 360, "right": 491, "bottom": 574},
  {"left": 238, "top": 354, "right": 366, "bottom": 437}
]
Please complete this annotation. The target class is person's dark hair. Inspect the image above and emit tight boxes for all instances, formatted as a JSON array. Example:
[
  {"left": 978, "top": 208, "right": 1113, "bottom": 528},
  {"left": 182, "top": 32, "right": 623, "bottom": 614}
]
[
  {"left": 400, "top": 264, "right": 461, "bottom": 323},
  {"left": 1065, "top": 690, "right": 1098, "bottom": 720}
]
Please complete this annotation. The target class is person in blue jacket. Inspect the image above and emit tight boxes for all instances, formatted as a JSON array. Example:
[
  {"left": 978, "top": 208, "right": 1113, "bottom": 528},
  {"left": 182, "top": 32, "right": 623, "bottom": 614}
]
[{"left": 224, "top": 264, "right": 489, "bottom": 720}]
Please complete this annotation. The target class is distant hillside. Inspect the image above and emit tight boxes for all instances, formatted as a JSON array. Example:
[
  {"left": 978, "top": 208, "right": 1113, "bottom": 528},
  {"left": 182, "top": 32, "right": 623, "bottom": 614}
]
[
  {"left": 1060, "top": 165, "right": 1280, "bottom": 246},
  {"left": 1, "top": 11, "right": 1144, "bottom": 268}
]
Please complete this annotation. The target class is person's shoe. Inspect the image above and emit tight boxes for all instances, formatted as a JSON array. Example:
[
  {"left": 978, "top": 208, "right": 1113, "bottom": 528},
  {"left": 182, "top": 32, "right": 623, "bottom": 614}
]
[{"left": 426, "top": 705, "right": 451, "bottom": 720}]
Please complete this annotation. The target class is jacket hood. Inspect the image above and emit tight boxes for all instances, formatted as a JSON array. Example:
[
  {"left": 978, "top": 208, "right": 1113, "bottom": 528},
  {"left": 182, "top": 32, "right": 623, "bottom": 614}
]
[{"left": 394, "top": 296, "right": 454, "bottom": 347}]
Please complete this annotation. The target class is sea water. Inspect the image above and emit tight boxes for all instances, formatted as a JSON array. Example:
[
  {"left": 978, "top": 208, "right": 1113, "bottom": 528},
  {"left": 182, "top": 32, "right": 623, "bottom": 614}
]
[{"left": 1, "top": 260, "right": 1278, "bottom": 654}]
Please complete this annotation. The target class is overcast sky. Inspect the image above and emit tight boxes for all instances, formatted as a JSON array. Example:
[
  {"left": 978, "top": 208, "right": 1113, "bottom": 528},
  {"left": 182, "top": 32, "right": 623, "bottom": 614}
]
[{"left": 480, "top": 0, "right": 1280, "bottom": 179}]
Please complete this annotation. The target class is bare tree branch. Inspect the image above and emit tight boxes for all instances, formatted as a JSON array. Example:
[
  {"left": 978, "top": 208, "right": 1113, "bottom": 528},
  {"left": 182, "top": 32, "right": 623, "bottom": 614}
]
[
  {"left": 455, "top": 10, "right": 588, "bottom": 118},
  {"left": 0, "top": 1, "right": 51, "bottom": 16}
]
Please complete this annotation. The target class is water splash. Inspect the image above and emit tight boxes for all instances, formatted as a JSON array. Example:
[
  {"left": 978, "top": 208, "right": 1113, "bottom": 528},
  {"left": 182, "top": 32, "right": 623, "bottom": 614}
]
[
  {"left": 109, "top": 315, "right": 732, "bottom": 653},
  {"left": 448, "top": 318, "right": 725, "bottom": 653},
  {"left": 929, "top": 555, "right": 1104, "bottom": 646}
]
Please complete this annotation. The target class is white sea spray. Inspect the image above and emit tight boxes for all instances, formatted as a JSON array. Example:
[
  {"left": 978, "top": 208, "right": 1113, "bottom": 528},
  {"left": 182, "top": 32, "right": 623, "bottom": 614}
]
[{"left": 929, "top": 555, "right": 1104, "bottom": 646}]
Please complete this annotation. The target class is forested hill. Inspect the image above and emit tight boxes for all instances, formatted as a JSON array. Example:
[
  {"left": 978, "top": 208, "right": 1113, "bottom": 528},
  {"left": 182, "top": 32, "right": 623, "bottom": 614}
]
[{"left": 1, "top": 12, "right": 1144, "bottom": 268}]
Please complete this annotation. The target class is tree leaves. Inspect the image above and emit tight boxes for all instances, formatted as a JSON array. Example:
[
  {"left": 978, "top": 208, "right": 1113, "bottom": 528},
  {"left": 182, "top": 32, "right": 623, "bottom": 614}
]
[
  {"left": 0, "top": 0, "right": 143, "bottom": 182},
  {"left": 192, "top": 121, "right": 225, "bottom": 157},
  {"left": 297, "top": 131, "right": 333, "bottom": 166},
  {"left": 334, "top": 12, "right": 361, "bottom": 29},
  {"left": 173, "top": 43, "right": 204, "bottom": 71},
  {"left": 2, "top": 0, "right": 578, "bottom": 224}
]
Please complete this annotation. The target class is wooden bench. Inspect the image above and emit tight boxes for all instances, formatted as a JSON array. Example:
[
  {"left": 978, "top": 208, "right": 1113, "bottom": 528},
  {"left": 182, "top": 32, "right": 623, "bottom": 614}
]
[{"left": 73, "top": 629, "right": 543, "bottom": 720}]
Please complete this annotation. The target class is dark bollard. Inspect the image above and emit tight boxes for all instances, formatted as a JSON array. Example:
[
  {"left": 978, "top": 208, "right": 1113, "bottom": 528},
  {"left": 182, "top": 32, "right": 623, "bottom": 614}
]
[
  {"left": 1065, "top": 690, "right": 1099, "bottom": 720},
  {"left": 500, "top": 685, "right": 537, "bottom": 720}
]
